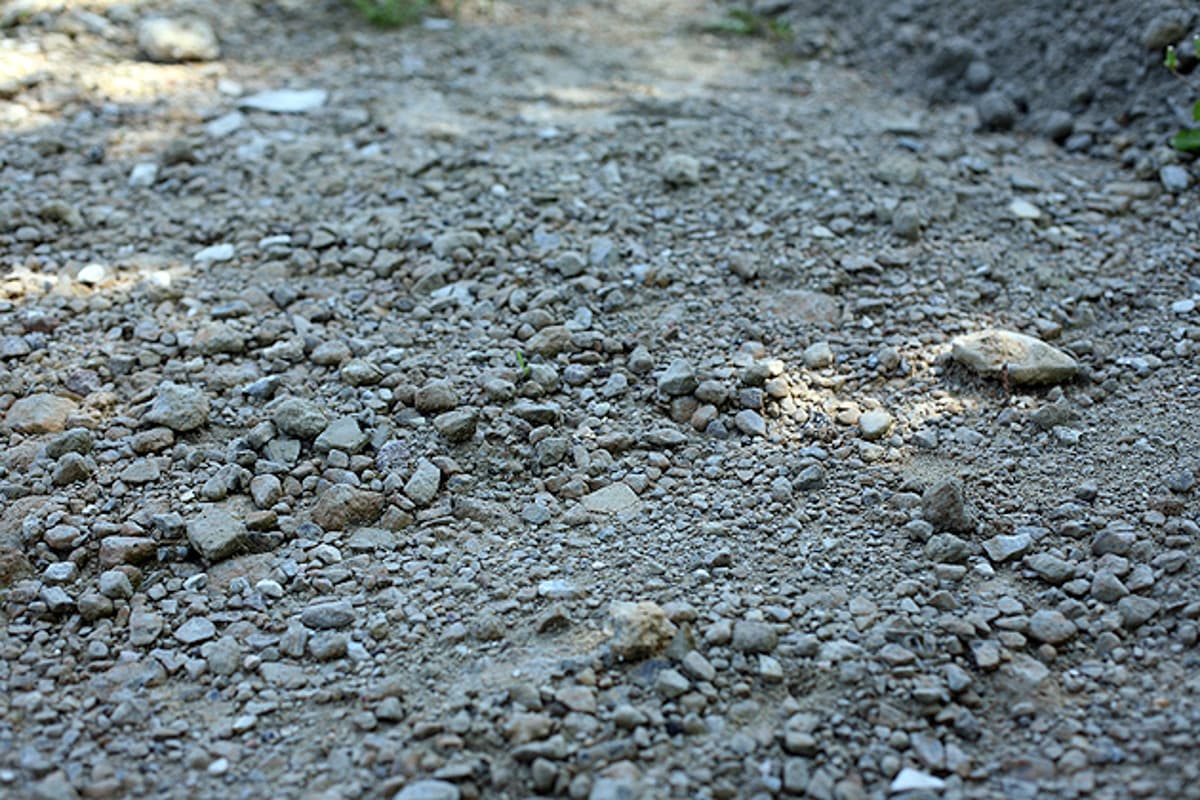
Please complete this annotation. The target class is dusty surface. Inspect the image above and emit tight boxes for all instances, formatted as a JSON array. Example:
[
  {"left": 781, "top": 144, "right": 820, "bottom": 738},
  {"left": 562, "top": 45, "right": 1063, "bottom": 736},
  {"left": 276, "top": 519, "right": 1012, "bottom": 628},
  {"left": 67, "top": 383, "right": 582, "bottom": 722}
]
[{"left": 1, "top": 1, "right": 1199, "bottom": 799}]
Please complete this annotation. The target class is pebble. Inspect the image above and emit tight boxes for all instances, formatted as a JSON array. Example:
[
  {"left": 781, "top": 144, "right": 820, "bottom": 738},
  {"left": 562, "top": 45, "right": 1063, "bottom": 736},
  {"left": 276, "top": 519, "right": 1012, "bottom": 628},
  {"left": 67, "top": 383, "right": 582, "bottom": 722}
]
[
  {"left": 174, "top": 616, "right": 217, "bottom": 645},
  {"left": 581, "top": 483, "right": 640, "bottom": 514},
  {"left": 661, "top": 153, "right": 701, "bottom": 186},
  {"left": 301, "top": 599, "right": 356, "bottom": 630},
  {"left": 404, "top": 459, "right": 442, "bottom": 506},
  {"left": 657, "top": 359, "right": 697, "bottom": 396},
  {"left": 239, "top": 88, "right": 328, "bottom": 113},
  {"left": 858, "top": 409, "right": 893, "bottom": 440},
  {"left": 733, "top": 409, "right": 766, "bottom": 437},
  {"left": 732, "top": 620, "right": 777, "bottom": 653},
  {"left": 1027, "top": 609, "right": 1076, "bottom": 644},
  {"left": 922, "top": 478, "right": 975, "bottom": 533},
  {"left": 193, "top": 243, "right": 235, "bottom": 263},
  {"left": 1160, "top": 165, "right": 1190, "bottom": 193},
  {"left": 393, "top": 781, "right": 461, "bottom": 800},
  {"left": 982, "top": 532, "right": 1032, "bottom": 563},
  {"left": 143, "top": 382, "right": 210, "bottom": 432},
  {"left": 802, "top": 341, "right": 834, "bottom": 368},
  {"left": 137, "top": 16, "right": 219, "bottom": 62},
  {"left": 272, "top": 397, "right": 328, "bottom": 439}
]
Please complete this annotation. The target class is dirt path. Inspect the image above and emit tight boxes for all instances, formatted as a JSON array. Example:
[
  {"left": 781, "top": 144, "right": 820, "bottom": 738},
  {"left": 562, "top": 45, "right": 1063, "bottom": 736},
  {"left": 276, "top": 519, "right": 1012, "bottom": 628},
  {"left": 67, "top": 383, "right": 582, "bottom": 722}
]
[{"left": 2, "top": 2, "right": 1199, "bottom": 799}]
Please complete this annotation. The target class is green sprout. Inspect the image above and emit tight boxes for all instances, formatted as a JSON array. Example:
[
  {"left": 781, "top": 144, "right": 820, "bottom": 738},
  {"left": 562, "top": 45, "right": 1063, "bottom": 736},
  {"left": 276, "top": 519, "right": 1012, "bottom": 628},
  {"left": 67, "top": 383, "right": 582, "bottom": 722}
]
[
  {"left": 1166, "top": 39, "right": 1200, "bottom": 153},
  {"left": 514, "top": 349, "right": 530, "bottom": 378}
]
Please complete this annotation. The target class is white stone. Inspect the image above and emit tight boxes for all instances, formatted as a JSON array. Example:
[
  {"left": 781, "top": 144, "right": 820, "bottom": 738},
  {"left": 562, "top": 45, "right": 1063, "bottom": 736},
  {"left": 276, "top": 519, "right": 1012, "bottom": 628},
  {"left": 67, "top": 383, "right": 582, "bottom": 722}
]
[
  {"left": 194, "top": 243, "right": 235, "bottom": 263},
  {"left": 889, "top": 767, "right": 945, "bottom": 794},
  {"left": 137, "top": 16, "right": 219, "bottom": 62},
  {"left": 76, "top": 263, "right": 108, "bottom": 285},
  {"left": 205, "top": 111, "right": 245, "bottom": 138},
  {"left": 1008, "top": 198, "right": 1042, "bottom": 219},
  {"left": 951, "top": 328, "right": 1078, "bottom": 385},
  {"left": 581, "top": 482, "right": 640, "bottom": 514},
  {"left": 239, "top": 88, "right": 327, "bottom": 114},
  {"left": 129, "top": 162, "right": 158, "bottom": 187}
]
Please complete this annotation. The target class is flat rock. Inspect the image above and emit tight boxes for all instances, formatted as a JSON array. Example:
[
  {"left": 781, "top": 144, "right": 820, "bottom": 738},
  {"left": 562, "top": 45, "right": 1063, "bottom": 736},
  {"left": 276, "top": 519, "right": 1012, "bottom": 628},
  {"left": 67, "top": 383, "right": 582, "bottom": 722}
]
[
  {"left": 174, "top": 616, "right": 217, "bottom": 645},
  {"left": 393, "top": 780, "right": 460, "bottom": 800},
  {"left": 314, "top": 416, "right": 368, "bottom": 454},
  {"left": 272, "top": 397, "right": 327, "bottom": 439},
  {"left": 187, "top": 507, "right": 250, "bottom": 562},
  {"left": 301, "top": 599, "right": 355, "bottom": 629},
  {"left": 404, "top": 458, "right": 441, "bottom": 506},
  {"left": 581, "top": 482, "right": 640, "bottom": 514},
  {"left": 889, "top": 768, "right": 945, "bottom": 794},
  {"left": 951, "top": 329, "right": 1078, "bottom": 385},
  {"left": 5, "top": 394, "right": 77, "bottom": 434},
  {"left": 982, "top": 533, "right": 1032, "bottom": 563},
  {"left": 239, "top": 88, "right": 328, "bottom": 114}
]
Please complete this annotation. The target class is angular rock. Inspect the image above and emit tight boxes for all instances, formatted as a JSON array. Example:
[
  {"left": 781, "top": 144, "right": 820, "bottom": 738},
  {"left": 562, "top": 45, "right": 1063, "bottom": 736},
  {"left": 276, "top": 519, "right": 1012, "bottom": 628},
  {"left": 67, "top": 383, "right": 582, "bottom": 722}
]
[
  {"left": 581, "top": 483, "right": 640, "bottom": 514},
  {"left": 608, "top": 601, "right": 677, "bottom": 660},
  {"left": 239, "top": 88, "right": 327, "bottom": 114},
  {"left": 1027, "top": 609, "right": 1076, "bottom": 644},
  {"left": 922, "top": 478, "right": 974, "bottom": 533},
  {"left": 404, "top": 458, "right": 441, "bottom": 506},
  {"left": 951, "top": 329, "right": 1078, "bottom": 385},
  {"left": 312, "top": 485, "right": 385, "bottom": 530},
  {"left": 657, "top": 359, "right": 697, "bottom": 396},
  {"left": 393, "top": 780, "right": 460, "bottom": 800},
  {"left": 982, "top": 533, "right": 1032, "bottom": 563},
  {"left": 433, "top": 409, "right": 477, "bottom": 442},
  {"left": 732, "top": 620, "right": 778, "bottom": 653},
  {"left": 144, "top": 383, "right": 209, "bottom": 432},
  {"left": 272, "top": 397, "right": 328, "bottom": 439},
  {"left": 414, "top": 380, "right": 458, "bottom": 413},
  {"left": 186, "top": 507, "right": 250, "bottom": 562},
  {"left": 314, "top": 416, "right": 368, "bottom": 454}
]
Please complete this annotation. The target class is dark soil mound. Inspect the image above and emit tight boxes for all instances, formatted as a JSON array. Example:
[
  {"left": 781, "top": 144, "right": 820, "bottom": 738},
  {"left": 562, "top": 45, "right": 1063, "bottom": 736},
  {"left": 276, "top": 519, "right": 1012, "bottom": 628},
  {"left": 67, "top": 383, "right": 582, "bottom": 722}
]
[{"left": 771, "top": 0, "right": 1197, "bottom": 159}]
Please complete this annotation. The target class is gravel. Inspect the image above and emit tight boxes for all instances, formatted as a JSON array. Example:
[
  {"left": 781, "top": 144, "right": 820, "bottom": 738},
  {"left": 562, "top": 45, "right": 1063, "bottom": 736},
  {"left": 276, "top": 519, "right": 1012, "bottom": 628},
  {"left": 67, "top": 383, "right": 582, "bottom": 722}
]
[{"left": 0, "top": 2, "right": 1198, "bottom": 799}]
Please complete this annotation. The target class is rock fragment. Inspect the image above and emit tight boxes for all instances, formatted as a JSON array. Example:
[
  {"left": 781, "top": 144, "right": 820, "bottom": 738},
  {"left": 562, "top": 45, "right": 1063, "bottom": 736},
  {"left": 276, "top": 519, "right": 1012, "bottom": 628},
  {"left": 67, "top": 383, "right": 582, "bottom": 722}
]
[{"left": 951, "top": 329, "right": 1078, "bottom": 385}]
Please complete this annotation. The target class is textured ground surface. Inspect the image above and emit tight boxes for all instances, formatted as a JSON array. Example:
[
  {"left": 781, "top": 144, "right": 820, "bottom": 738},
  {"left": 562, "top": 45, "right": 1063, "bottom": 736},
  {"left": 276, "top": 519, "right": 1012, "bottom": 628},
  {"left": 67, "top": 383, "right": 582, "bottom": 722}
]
[{"left": 1, "top": 1, "right": 1199, "bottom": 799}]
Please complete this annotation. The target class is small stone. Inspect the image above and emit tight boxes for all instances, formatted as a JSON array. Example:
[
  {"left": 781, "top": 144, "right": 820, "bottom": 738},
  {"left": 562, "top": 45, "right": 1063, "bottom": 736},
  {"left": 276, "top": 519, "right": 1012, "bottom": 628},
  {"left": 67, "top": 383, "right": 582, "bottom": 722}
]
[
  {"left": 922, "top": 478, "right": 975, "bottom": 533},
  {"left": 1160, "top": 164, "right": 1191, "bottom": 193},
  {"left": 309, "top": 632, "right": 348, "bottom": 661},
  {"left": 734, "top": 409, "right": 767, "bottom": 437},
  {"left": 732, "top": 620, "right": 778, "bottom": 653},
  {"left": 1008, "top": 198, "right": 1042, "bottom": 220},
  {"left": 1117, "top": 596, "right": 1160, "bottom": 629},
  {"left": 404, "top": 459, "right": 441, "bottom": 506},
  {"left": 925, "top": 533, "right": 970, "bottom": 563},
  {"left": 982, "top": 533, "right": 1032, "bottom": 563},
  {"left": 5, "top": 393, "right": 78, "bottom": 434},
  {"left": 1091, "top": 570, "right": 1129, "bottom": 602},
  {"left": 858, "top": 410, "right": 893, "bottom": 440},
  {"left": 794, "top": 464, "right": 825, "bottom": 490},
  {"left": 889, "top": 768, "right": 945, "bottom": 794},
  {"left": 143, "top": 382, "right": 209, "bottom": 432},
  {"left": 1028, "top": 609, "right": 1076, "bottom": 644},
  {"left": 1141, "top": 11, "right": 1189, "bottom": 50},
  {"left": 434, "top": 409, "right": 477, "bottom": 442},
  {"left": 657, "top": 359, "right": 697, "bottom": 395},
  {"left": 301, "top": 599, "right": 356, "bottom": 630},
  {"left": 661, "top": 152, "right": 701, "bottom": 186},
  {"left": 951, "top": 329, "right": 1078, "bottom": 385},
  {"left": 174, "top": 617, "right": 217, "bottom": 645},
  {"left": 314, "top": 416, "right": 368, "bottom": 454},
  {"left": 98, "top": 536, "right": 156, "bottom": 566},
  {"left": 608, "top": 601, "right": 677, "bottom": 660},
  {"left": 525, "top": 325, "right": 572, "bottom": 357},
  {"left": 977, "top": 90, "right": 1018, "bottom": 130},
  {"left": 414, "top": 380, "right": 458, "bottom": 413},
  {"left": 186, "top": 507, "right": 250, "bottom": 562},
  {"left": 193, "top": 243, "right": 235, "bottom": 263},
  {"left": 137, "top": 16, "right": 219, "bottom": 62},
  {"left": 51, "top": 453, "right": 93, "bottom": 485},
  {"left": 891, "top": 201, "right": 923, "bottom": 239},
  {"left": 1026, "top": 553, "right": 1075, "bottom": 585},
  {"left": 393, "top": 779, "right": 461, "bottom": 800},
  {"left": 250, "top": 474, "right": 283, "bottom": 509},
  {"left": 239, "top": 88, "right": 328, "bottom": 114},
  {"left": 312, "top": 485, "right": 385, "bottom": 530},
  {"left": 45, "top": 428, "right": 93, "bottom": 459},
  {"left": 272, "top": 397, "right": 327, "bottom": 439},
  {"left": 654, "top": 668, "right": 690, "bottom": 698},
  {"left": 802, "top": 341, "right": 834, "bottom": 368},
  {"left": 581, "top": 482, "right": 640, "bottom": 514},
  {"left": 99, "top": 570, "right": 134, "bottom": 599}
]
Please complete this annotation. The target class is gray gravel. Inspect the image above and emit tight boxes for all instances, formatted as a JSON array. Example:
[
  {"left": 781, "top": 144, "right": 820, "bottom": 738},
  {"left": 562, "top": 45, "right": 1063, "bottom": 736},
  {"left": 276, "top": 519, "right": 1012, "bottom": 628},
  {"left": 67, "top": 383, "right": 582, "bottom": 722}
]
[{"left": 1, "top": 1, "right": 1199, "bottom": 800}]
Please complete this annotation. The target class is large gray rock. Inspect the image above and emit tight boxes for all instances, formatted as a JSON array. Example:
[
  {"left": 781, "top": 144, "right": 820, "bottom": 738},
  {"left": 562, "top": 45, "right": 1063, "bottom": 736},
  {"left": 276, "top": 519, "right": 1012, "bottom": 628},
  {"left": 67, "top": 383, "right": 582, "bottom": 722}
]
[
  {"left": 137, "top": 16, "right": 220, "bottom": 62},
  {"left": 5, "top": 393, "right": 77, "bottom": 434},
  {"left": 951, "top": 329, "right": 1078, "bottom": 385},
  {"left": 186, "top": 507, "right": 249, "bottom": 562},
  {"left": 144, "top": 382, "right": 209, "bottom": 432},
  {"left": 922, "top": 478, "right": 975, "bottom": 533}
]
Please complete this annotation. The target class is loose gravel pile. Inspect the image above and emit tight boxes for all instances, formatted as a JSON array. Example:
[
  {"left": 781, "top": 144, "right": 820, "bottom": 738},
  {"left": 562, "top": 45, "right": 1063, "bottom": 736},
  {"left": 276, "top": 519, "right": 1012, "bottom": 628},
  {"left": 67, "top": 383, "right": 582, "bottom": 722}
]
[{"left": 2, "top": 1, "right": 1199, "bottom": 799}]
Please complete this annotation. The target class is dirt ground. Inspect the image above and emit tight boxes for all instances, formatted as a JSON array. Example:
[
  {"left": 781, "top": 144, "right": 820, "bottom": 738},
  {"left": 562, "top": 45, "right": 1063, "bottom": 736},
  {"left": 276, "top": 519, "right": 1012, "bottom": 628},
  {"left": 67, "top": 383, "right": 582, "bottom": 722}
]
[{"left": 1, "top": 1, "right": 1199, "bottom": 799}]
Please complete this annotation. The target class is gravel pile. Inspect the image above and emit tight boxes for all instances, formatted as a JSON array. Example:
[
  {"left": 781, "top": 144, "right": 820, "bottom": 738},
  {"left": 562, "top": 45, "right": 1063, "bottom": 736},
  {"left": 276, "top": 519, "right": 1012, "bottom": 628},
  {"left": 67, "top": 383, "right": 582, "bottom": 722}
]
[{"left": 1, "top": 1, "right": 1198, "bottom": 799}]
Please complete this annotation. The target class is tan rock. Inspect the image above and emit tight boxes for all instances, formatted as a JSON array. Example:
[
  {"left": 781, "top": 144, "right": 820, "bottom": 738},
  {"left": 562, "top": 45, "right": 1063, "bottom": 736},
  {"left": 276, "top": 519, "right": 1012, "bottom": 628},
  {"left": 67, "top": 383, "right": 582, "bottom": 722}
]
[{"left": 951, "top": 329, "right": 1078, "bottom": 385}]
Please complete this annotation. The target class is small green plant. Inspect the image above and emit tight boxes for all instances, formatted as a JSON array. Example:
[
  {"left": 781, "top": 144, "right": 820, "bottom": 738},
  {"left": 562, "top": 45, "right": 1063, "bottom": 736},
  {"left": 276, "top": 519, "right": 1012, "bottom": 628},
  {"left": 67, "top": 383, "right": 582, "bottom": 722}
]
[
  {"left": 349, "top": 0, "right": 429, "bottom": 28},
  {"left": 1165, "top": 38, "right": 1200, "bottom": 152},
  {"left": 702, "top": 8, "right": 792, "bottom": 41},
  {"left": 514, "top": 349, "right": 530, "bottom": 378}
]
